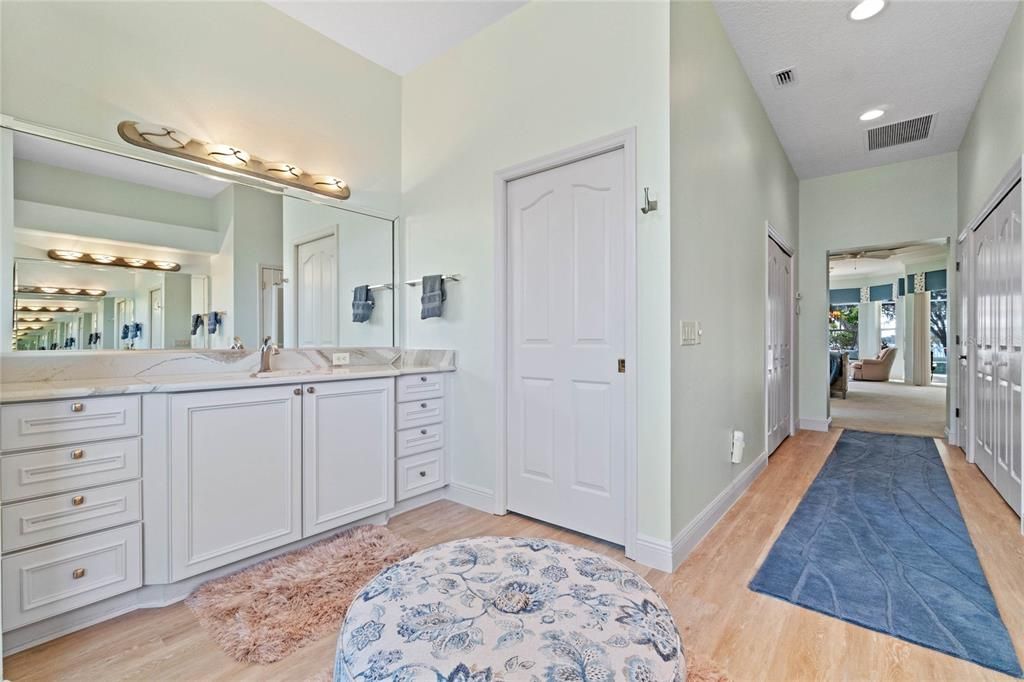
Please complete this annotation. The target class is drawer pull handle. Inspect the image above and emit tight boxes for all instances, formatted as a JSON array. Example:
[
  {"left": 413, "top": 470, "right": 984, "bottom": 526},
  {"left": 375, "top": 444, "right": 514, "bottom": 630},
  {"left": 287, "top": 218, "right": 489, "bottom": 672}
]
[
  {"left": 293, "top": 387, "right": 302, "bottom": 395},
  {"left": 71, "top": 495, "right": 85, "bottom": 506},
  {"left": 420, "top": 376, "right": 427, "bottom": 382},
  {"left": 419, "top": 470, "right": 427, "bottom": 477},
  {"left": 307, "top": 386, "right": 316, "bottom": 394},
  {"left": 72, "top": 568, "right": 86, "bottom": 579},
  {"left": 70, "top": 449, "right": 85, "bottom": 460},
  {"left": 420, "top": 403, "right": 428, "bottom": 409},
  {"left": 71, "top": 402, "right": 85, "bottom": 413},
  {"left": 420, "top": 429, "right": 428, "bottom": 435}
]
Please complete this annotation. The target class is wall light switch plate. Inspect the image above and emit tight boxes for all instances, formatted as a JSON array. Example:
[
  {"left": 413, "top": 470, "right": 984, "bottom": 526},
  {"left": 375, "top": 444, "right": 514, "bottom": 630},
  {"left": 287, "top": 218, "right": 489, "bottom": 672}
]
[
  {"left": 679, "top": 321, "right": 701, "bottom": 346},
  {"left": 332, "top": 352, "right": 350, "bottom": 366}
]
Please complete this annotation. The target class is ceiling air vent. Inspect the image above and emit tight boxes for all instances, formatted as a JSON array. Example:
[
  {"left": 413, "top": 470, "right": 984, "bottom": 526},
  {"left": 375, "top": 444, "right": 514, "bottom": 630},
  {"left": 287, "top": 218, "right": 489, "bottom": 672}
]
[
  {"left": 867, "top": 114, "right": 933, "bottom": 150},
  {"left": 773, "top": 68, "right": 797, "bottom": 88}
]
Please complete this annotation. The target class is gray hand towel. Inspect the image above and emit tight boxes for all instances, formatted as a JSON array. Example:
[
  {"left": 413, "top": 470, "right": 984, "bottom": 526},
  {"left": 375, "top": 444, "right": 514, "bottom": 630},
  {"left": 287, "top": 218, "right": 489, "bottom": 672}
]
[
  {"left": 352, "top": 285, "right": 375, "bottom": 323},
  {"left": 420, "top": 275, "right": 446, "bottom": 319}
]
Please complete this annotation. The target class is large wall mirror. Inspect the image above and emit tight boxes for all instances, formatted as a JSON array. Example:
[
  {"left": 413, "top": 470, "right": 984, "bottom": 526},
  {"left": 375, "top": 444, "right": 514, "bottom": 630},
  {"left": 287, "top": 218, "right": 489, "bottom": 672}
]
[{"left": 4, "top": 128, "right": 396, "bottom": 352}]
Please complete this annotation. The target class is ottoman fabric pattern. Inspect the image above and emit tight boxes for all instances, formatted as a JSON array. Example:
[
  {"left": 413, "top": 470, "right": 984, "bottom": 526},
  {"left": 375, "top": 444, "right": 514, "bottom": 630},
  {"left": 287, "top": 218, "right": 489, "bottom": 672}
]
[{"left": 335, "top": 537, "right": 684, "bottom": 681}]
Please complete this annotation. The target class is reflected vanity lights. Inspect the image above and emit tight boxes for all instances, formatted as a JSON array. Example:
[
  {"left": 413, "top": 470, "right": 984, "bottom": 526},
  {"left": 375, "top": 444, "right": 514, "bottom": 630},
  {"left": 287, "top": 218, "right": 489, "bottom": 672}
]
[
  {"left": 117, "top": 121, "right": 351, "bottom": 201},
  {"left": 47, "top": 250, "right": 181, "bottom": 272},
  {"left": 17, "top": 285, "right": 106, "bottom": 297},
  {"left": 16, "top": 304, "right": 81, "bottom": 312}
]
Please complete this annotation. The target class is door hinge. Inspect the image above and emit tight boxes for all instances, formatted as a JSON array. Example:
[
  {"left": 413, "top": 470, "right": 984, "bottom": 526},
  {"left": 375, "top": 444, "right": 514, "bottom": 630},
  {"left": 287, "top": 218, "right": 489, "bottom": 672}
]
[
  {"left": 956, "top": 261, "right": 961, "bottom": 272},
  {"left": 956, "top": 334, "right": 960, "bottom": 345},
  {"left": 618, "top": 358, "right": 625, "bottom": 373},
  {"left": 956, "top": 407, "right": 961, "bottom": 418}
]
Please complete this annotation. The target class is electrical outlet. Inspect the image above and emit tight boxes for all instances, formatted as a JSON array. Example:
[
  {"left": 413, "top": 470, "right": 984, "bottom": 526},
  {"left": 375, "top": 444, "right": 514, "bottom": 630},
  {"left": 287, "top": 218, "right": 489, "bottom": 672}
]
[{"left": 332, "top": 352, "right": 350, "bottom": 366}]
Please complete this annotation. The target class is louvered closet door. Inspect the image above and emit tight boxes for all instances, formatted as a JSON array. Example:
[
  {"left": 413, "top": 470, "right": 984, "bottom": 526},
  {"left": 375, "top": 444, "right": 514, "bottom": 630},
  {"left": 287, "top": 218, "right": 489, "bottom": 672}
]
[
  {"left": 973, "top": 180, "right": 1022, "bottom": 515},
  {"left": 506, "top": 148, "right": 626, "bottom": 545}
]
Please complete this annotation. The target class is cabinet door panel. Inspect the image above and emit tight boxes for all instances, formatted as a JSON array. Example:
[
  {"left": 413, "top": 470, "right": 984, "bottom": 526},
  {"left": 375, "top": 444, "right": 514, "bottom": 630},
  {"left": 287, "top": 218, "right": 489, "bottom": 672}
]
[
  {"left": 169, "top": 386, "right": 301, "bottom": 580},
  {"left": 303, "top": 379, "right": 394, "bottom": 536}
]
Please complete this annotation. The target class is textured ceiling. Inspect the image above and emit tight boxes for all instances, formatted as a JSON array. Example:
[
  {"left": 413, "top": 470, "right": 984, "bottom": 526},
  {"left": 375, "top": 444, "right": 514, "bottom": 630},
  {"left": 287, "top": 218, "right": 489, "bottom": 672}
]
[
  {"left": 267, "top": 1, "right": 526, "bottom": 75},
  {"left": 714, "top": 1, "right": 1019, "bottom": 178}
]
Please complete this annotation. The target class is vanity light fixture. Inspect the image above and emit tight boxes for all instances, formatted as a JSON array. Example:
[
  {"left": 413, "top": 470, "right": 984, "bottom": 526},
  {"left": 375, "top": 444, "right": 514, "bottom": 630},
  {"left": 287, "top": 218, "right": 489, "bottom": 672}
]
[
  {"left": 205, "top": 143, "right": 251, "bottom": 167},
  {"left": 52, "top": 250, "right": 84, "bottom": 260},
  {"left": 859, "top": 108, "right": 885, "bottom": 121},
  {"left": 849, "top": 0, "right": 885, "bottom": 21},
  {"left": 47, "top": 250, "right": 180, "bottom": 272},
  {"left": 265, "top": 162, "right": 304, "bottom": 180},
  {"left": 118, "top": 121, "right": 352, "bottom": 200},
  {"left": 17, "top": 316, "right": 53, "bottom": 323},
  {"left": 59, "top": 306, "right": 79, "bottom": 312},
  {"left": 16, "top": 285, "right": 106, "bottom": 297},
  {"left": 135, "top": 123, "right": 192, "bottom": 149}
]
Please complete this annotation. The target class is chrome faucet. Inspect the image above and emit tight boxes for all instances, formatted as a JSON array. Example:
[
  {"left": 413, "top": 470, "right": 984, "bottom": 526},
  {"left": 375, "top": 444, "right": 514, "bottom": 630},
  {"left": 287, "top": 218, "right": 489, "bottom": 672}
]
[{"left": 259, "top": 336, "right": 280, "bottom": 373}]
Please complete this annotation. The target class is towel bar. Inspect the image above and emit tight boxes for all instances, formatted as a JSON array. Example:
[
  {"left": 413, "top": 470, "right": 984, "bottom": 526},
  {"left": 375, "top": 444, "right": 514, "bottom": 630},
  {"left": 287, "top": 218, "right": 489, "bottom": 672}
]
[
  {"left": 368, "top": 283, "right": 394, "bottom": 291},
  {"left": 404, "top": 274, "right": 462, "bottom": 287}
]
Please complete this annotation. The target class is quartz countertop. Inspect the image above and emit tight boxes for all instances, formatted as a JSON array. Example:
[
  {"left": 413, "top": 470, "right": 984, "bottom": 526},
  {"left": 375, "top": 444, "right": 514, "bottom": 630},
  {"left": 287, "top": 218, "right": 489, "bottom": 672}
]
[{"left": 0, "top": 348, "right": 455, "bottom": 404}]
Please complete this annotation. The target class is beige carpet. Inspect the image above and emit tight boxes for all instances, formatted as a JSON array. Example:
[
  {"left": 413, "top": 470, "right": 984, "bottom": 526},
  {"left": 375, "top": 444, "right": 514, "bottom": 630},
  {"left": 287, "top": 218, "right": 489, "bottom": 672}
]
[
  {"left": 185, "top": 525, "right": 417, "bottom": 664},
  {"left": 831, "top": 379, "right": 947, "bottom": 437}
]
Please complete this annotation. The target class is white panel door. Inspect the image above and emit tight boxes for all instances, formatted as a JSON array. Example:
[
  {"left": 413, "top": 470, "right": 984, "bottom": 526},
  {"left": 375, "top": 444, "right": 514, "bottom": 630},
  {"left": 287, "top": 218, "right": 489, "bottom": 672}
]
[
  {"left": 957, "top": 237, "right": 971, "bottom": 450},
  {"left": 973, "top": 180, "right": 1022, "bottom": 515},
  {"left": 297, "top": 234, "right": 338, "bottom": 347},
  {"left": 169, "top": 385, "right": 302, "bottom": 580},
  {"left": 506, "top": 148, "right": 626, "bottom": 545},
  {"left": 766, "top": 237, "right": 792, "bottom": 456},
  {"left": 302, "top": 378, "right": 394, "bottom": 537}
]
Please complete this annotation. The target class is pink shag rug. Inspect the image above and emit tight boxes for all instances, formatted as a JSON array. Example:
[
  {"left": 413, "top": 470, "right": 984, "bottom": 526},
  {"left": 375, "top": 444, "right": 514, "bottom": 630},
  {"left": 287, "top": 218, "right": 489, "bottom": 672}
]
[{"left": 185, "top": 524, "right": 417, "bottom": 664}]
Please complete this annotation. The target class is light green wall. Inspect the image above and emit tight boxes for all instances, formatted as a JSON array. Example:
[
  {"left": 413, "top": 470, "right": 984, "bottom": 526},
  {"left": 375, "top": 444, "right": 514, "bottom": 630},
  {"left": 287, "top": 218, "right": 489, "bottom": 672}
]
[
  {"left": 958, "top": 3, "right": 1023, "bottom": 229},
  {"left": 0, "top": 0, "right": 402, "bottom": 215},
  {"left": 14, "top": 158, "right": 219, "bottom": 231},
  {"left": 798, "top": 153, "right": 958, "bottom": 425},
  {"left": 231, "top": 186, "right": 283, "bottom": 349},
  {"left": 669, "top": 1, "right": 799, "bottom": 534},
  {"left": 402, "top": 1, "right": 673, "bottom": 540}
]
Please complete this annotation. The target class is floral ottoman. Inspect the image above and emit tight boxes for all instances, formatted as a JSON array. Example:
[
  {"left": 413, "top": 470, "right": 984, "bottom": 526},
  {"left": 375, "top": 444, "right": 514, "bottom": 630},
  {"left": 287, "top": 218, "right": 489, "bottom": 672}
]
[{"left": 335, "top": 536, "right": 684, "bottom": 681}]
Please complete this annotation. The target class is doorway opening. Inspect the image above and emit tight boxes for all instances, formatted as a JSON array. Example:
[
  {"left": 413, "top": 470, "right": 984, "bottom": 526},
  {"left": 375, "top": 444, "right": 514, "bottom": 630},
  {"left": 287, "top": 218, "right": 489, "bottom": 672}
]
[{"left": 827, "top": 239, "right": 950, "bottom": 438}]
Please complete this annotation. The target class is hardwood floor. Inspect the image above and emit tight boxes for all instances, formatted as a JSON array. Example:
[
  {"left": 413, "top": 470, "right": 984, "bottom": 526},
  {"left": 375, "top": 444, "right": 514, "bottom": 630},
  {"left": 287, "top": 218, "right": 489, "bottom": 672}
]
[{"left": 5, "top": 428, "right": 1023, "bottom": 681}]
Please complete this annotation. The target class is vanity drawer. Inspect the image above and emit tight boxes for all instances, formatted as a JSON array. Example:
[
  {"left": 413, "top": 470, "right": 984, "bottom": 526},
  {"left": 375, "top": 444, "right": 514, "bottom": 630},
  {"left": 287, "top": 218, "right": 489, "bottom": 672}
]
[
  {"left": 397, "top": 451, "right": 445, "bottom": 501},
  {"left": 396, "top": 398, "right": 444, "bottom": 430},
  {"left": 2, "top": 523, "right": 142, "bottom": 631},
  {"left": 397, "top": 373, "right": 445, "bottom": 402},
  {"left": 1, "top": 438, "right": 141, "bottom": 502},
  {"left": 1, "top": 396, "right": 141, "bottom": 452},
  {"left": 397, "top": 423, "right": 445, "bottom": 458},
  {"left": 2, "top": 480, "right": 141, "bottom": 552}
]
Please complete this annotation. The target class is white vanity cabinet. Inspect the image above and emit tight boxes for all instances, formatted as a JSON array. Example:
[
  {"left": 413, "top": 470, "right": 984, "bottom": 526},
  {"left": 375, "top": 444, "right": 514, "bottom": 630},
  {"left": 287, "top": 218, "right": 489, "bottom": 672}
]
[
  {"left": 167, "top": 385, "right": 303, "bottom": 580},
  {"left": 395, "top": 373, "right": 448, "bottom": 500},
  {"left": 302, "top": 378, "right": 394, "bottom": 536}
]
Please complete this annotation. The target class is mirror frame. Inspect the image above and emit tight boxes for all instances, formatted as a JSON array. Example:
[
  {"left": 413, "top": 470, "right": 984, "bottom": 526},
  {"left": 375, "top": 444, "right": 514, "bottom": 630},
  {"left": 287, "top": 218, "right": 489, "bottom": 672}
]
[{"left": 1, "top": 114, "right": 400, "bottom": 352}]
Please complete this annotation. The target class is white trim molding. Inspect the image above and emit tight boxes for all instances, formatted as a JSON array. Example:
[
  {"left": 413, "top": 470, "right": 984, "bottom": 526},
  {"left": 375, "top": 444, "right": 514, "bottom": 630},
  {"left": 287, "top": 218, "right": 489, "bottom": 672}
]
[
  {"left": 445, "top": 481, "right": 496, "bottom": 513},
  {"left": 492, "top": 129, "right": 640, "bottom": 561},
  {"left": 799, "top": 417, "right": 832, "bottom": 432},
  {"left": 670, "top": 450, "right": 770, "bottom": 570}
]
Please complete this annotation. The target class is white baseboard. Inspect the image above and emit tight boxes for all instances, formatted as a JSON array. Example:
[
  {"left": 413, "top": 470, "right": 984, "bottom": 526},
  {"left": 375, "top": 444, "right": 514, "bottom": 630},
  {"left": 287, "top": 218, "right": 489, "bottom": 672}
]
[
  {"left": 799, "top": 416, "right": 832, "bottom": 432},
  {"left": 445, "top": 481, "right": 495, "bottom": 513},
  {"left": 389, "top": 488, "right": 447, "bottom": 517},
  {"left": 631, "top": 533, "right": 675, "bottom": 573},
  {"left": 669, "top": 450, "right": 769, "bottom": 570}
]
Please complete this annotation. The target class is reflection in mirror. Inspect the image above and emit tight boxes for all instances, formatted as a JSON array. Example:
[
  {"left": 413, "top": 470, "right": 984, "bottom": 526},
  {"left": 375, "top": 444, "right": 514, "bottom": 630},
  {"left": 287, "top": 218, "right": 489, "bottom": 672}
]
[{"left": 5, "top": 128, "right": 396, "bottom": 351}]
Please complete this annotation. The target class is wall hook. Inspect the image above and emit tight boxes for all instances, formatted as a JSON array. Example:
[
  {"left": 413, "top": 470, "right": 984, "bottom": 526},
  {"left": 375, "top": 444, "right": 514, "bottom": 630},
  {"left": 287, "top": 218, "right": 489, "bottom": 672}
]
[{"left": 641, "top": 187, "right": 658, "bottom": 215}]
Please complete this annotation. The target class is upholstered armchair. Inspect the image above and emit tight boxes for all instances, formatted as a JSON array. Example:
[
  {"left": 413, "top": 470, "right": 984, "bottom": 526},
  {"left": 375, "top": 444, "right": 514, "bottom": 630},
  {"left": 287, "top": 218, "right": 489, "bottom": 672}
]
[{"left": 852, "top": 346, "right": 898, "bottom": 381}]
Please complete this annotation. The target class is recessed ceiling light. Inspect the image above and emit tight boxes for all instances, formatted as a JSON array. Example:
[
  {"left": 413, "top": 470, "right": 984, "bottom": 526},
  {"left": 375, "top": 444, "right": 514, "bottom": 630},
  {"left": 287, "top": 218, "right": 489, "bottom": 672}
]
[
  {"left": 850, "top": 0, "right": 885, "bottom": 21},
  {"left": 859, "top": 108, "right": 885, "bottom": 121}
]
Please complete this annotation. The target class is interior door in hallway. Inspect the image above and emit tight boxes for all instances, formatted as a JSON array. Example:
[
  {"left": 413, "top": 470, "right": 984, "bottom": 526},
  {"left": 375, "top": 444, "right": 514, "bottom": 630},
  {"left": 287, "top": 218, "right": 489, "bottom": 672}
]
[
  {"left": 506, "top": 148, "right": 626, "bottom": 545},
  {"left": 956, "top": 236, "right": 970, "bottom": 450},
  {"left": 973, "top": 180, "right": 1022, "bottom": 515},
  {"left": 766, "top": 236, "right": 793, "bottom": 455},
  {"left": 296, "top": 234, "right": 338, "bottom": 347}
]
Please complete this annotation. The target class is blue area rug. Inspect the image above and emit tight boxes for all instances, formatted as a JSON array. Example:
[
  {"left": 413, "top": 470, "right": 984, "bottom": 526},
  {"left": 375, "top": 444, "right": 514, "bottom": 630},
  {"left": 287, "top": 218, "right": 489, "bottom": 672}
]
[{"left": 750, "top": 429, "right": 1022, "bottom": 677}]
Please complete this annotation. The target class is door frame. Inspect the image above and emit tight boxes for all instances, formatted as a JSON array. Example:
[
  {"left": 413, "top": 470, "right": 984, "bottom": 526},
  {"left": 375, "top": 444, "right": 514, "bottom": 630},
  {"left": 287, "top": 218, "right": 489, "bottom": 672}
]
[
  {"left": 765, "top": 222, "right": 796, "bottom": 454},
  {"left": 492, "top": 129, "right": 638, "bottom": 558},
  {"left": 148, "top": 286, "right": 163, "bottom": 349}
]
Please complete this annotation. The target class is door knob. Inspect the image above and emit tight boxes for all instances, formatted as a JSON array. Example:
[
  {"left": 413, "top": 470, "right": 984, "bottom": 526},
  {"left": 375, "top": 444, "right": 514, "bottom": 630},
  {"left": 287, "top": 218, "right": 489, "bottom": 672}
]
[
  {"left": 72, "top": 568, "right": 86, "bottom": 579},
  {"left": 293, "top": 387, "right": 302, "bottom": 395},
  {"left": 71, "top": 495, "right": 85, "bottom": 506},
  {"left": 420, "top": 376, "right": 428, "bottom": 382},
  {"left": 70, "top": 402, "right": 84, "bottom": 413},
  {"left": 70, "top": 449, "right": 85, "bottom": 460},
  {"left": 419, "top": 470, "right": 427, "bottom": 477},
  {"left": 307, "top": 386, "right": 316, "bottom": 394}
]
